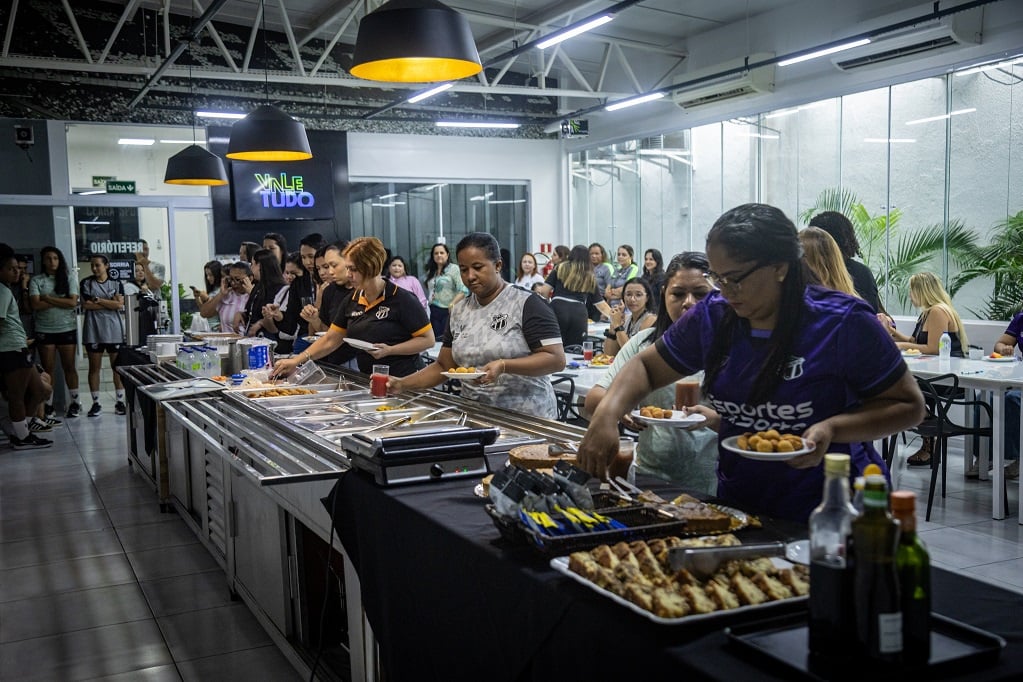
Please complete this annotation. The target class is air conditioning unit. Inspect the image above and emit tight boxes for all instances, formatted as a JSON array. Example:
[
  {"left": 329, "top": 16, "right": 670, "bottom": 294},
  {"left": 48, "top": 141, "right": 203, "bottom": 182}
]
[
  {"left": 831, "top": 6, "right": 982, "bottom": 71},
  {"left": 670, "top": 55, "right": 775, "bottom": 110}
]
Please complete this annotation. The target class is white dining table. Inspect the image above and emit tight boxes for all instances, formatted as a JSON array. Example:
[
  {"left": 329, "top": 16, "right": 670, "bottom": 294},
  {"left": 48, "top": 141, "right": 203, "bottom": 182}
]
[{"left": 903, "top": 354, "right": 1023, "bottom": 522}]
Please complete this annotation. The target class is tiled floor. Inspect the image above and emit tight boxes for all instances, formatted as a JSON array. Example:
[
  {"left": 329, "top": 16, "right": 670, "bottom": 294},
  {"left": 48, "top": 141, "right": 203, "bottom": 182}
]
[{"left": 0, "top": 379, "right": 302, "bottom": 681}]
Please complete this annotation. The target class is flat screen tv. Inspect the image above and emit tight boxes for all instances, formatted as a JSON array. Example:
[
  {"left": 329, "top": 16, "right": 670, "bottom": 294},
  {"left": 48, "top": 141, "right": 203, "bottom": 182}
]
[{"left": 231, "top": 159, "right": 335, "bottom": 221}]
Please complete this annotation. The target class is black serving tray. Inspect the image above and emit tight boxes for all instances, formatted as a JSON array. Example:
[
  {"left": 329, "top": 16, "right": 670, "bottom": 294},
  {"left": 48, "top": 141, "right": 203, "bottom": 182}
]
[
  {"left": 485, "top": 503, "right": 689, "bottom": 555},
  {"left": 725, "top": 611, "right": 1005, "bottom": 680}
]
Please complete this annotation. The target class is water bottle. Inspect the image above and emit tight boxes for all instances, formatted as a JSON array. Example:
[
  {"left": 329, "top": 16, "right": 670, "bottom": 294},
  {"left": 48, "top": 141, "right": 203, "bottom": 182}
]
[
  {"left": 176, "top": 346, "right": 188, "bottom": 371},
  {"left": 938, "top": 331, "right": 952, "bottom": 359},
  {"left": 199, "top": 347, "right": 212, "bottom": 377}
]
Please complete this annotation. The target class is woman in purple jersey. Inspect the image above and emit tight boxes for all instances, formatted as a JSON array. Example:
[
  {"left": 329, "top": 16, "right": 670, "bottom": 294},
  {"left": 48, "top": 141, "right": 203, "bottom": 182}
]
[{"left": 579, "top": 203, "right": 925, "bottom": 521}]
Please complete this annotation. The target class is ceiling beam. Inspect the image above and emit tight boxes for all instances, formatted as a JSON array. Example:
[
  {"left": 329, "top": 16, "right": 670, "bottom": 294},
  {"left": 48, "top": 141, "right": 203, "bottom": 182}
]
[
  {"left": 60, "top": 0, "right": 93, "bottom": 64},
  {"left": 274, "top": 0, "right": 306, "bottom": 76},
  {"left": 98, "top": 0, "right": 143, "bottom": 64},
  {"left": 2, "top": 0, "right": 20, "bottom": 58}
]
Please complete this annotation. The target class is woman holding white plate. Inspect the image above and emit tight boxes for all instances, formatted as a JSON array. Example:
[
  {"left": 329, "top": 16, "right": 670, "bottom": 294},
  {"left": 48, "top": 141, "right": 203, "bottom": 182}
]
[
  {"left": 388, "top": 233, "right": 565, "bottom": 419},
  {"left": 584, "top": 252, "right": 719, "bottom": 492},
  {"left": 273, "top": 237, "right": 434, "bottom": 379}
]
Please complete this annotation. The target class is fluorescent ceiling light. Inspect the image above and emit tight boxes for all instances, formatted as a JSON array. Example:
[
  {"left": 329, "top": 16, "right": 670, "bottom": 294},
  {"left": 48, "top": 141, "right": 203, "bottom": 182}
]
[
  {"left": 778, "top": 38, "right": 871, "bottom": 67},
  {"left": 905, "top": 108, "right": 977, "bottom": 125},
  {"left": 605, "top": 92, "right": 665, "bottom": 112},
  {"left": 863, "top": 137, "right": 916, "bottom": 144},
  {"left": 488, "top": 199, "right": 527, "bottom": 204},
  {"left": 470, "top": 192, "right": 494, "bottom": 201},
  {"left": 159, "top": 139, "right": 207, "bottom": 145},
  {"left": 79, "top": 219, "right": 111, "bottom": 225},
  {"left": 436, "top": 121, "right": 520, "bottom": 129},
  {"left": 638, "top": 149, "right": 691, "bottom": 156},
  {"left": 371, "top": 202, "right": 406, "bottom": 207},
  {"left": 408, "top": 83, "right": 454, "bottom": 104},
  {"left": 738, "top": 132, "right": 780, "bottom": 139},
  {"left": 417, "top": 183, "right": 448, "bottom": 191},
  {"left": 379, "top": 193, "right": 398, "bottom": 200},
  {"left": 118, "top": 138, "right": 154, "bottom": 145},
  {"left": 75, "top": 189, "right": 107, "bottom": 195},
  {"left": 196, "top": 111, "right": 246, "bottom": 119},
  {"left": 536, "top": 15, "right": 613, "bottom": 50},
  {"left": 764, "top": 101, "right": 829, "bottom": 120},
  {"left": 956, "top": 57, "right": 1023, "bottom": 76}
]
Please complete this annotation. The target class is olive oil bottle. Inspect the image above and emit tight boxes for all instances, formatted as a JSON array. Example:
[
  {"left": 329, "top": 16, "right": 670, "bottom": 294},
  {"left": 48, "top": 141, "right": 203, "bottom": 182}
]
[
  {"left": 852, "top": 474, "right": 902, "bottom": 663},
  {"left": 891, "top": 491, "right": 931, "bottom": 665}
]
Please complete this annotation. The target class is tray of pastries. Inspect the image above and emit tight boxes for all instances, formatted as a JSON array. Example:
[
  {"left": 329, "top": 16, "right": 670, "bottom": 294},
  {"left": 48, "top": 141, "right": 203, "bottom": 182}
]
[{"left": 552, "top": 535, "right": 808, "bottom": 624}]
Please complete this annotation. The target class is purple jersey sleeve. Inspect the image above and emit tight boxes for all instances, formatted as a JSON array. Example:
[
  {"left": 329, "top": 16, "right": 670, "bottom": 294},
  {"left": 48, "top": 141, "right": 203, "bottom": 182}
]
[{"left": 1006, "top": 312, "right": 1023, "bottom": 348}]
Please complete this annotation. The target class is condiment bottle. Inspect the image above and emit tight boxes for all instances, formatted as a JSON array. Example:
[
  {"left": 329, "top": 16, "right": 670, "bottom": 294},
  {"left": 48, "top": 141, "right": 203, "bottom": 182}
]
[
  {"left": 891, "top": 491, "right": 931, "bottom": 665},
  {"left": 852, "top": 474, "right": 902, "bottom": 663},
  {"left": 808, "top": 454, "right": 858, "bottom": 661}
]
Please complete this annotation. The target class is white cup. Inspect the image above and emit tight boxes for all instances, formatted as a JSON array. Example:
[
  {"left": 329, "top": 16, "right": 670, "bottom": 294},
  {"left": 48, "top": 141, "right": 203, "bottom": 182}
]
[
  {"left": 158, "top": 342, "right": 176, "bottom": 356},
  {"left": 969, "top": 348, "right": 983, "bottom": 361}
]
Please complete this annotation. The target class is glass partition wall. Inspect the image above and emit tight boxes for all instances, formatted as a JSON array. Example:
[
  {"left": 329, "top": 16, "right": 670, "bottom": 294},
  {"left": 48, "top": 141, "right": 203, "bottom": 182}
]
[{"left": 571, "top": 58, "right": 1023, "bottom": 321}]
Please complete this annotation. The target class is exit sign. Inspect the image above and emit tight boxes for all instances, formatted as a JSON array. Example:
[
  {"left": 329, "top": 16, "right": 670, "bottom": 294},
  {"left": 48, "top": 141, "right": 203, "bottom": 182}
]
[{"left": 106, "top": 180, "right": 136, "bottom": 194}]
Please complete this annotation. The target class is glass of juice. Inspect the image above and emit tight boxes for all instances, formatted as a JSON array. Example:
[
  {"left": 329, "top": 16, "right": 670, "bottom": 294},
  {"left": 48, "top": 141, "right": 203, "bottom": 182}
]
[
  {"left": 582, "top": 340, "right": 594, "bottom": 362},
  {"left": 675, "top": 377, "right": 700, "bottom": 409},
  {"left": 608, "top": 437, "right": 635, "bottom": 483},
  {"left": 371, "top": 364, "right": 389, "bottom": 398}
]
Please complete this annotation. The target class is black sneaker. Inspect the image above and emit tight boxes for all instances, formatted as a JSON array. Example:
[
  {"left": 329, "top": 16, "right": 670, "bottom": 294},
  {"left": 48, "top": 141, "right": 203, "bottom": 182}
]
[
  {"left": 44, "top": 404, "right": 55, "bottom": 417},
  {"left": 66, "top": 401, "right": 82, "bottom": 418},
  {"left": 29, "top": 418, "right": 53, "bottom": 432},
  {"left": 87, "top": 402, "right": 102, "bottom": 417},
  {"left": 44, "top": 415, "right": 63, "bottom": 426},
  {"left": 114, "top": 401, "right": 126, "bottom": 415},
  {"left": 10, "top": 433, "right": 53, "bottom": 449}
]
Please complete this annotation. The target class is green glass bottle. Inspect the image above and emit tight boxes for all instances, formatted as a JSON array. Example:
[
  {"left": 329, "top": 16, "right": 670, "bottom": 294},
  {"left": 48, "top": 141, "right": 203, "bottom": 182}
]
[
  {"left": 852, "top": 474, "right": 902, "bottom": 663},
  {"left": 891, "top": 490, "right": 931, "bottom": 665}
]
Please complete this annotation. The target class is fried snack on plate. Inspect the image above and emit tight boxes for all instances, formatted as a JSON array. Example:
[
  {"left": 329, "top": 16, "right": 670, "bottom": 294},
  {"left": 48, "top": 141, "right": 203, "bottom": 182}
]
[{"left": 739, "top": 430, "right": 805, "bottom": 453}]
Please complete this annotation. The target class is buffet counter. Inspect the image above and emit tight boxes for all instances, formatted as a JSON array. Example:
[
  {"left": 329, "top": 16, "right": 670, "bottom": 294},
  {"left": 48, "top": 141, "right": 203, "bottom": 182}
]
[{"left": 327, "top": 470, "right": 1023, "bottom": 681}]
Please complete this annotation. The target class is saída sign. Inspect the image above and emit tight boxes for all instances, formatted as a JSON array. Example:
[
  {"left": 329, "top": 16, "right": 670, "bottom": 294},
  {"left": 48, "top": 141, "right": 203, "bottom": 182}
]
[{"left": 231, "top": 159, "right": 335, "bottom": 221}]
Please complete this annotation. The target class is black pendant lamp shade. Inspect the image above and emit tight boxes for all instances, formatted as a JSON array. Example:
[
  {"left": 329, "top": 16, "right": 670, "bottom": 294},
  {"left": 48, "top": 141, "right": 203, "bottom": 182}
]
[
  {"left": 350, "top": 0, "right": 482, "bottom": 83},
  {"left": 164, "top": 144, "right": 229, "bottom": 186},
  {"left": 226, "top": 104, "right": 313, "bottom": 161}
]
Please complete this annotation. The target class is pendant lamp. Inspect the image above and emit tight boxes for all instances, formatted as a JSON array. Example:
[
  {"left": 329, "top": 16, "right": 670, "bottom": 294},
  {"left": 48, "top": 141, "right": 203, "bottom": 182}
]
[
  {"left": 350, "top": 0, "right": 482, "bottom": 83},
  {"left": 226, "top": 104, "right": 312, "bottom": 161},
  {"left": 164, "top": 144, "right": 228, "bottom": 185}
]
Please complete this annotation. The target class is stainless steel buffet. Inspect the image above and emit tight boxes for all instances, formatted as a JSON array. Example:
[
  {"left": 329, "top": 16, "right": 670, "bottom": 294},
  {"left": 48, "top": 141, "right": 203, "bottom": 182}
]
[{"left": 150, "top": 365, "right": 586, "bottom": 681}]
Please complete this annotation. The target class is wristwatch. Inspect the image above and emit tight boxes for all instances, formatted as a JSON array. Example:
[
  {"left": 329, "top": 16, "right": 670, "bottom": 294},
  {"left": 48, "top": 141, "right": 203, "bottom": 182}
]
[
  {"left": 603, "top": 329, "right": 616, "bottom": 340},
  {"left": 614, "top": 325, "right": 625, "bottom": 333}
]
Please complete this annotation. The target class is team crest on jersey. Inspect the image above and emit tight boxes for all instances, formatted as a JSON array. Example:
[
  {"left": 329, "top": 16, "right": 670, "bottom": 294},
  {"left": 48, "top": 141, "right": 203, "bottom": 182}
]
[
  {"left": 781, "top": 355, "right": 805, "bottom": 381},
  {"left": 490, "top": 313, "right": 508, "bottom": 331},
  {"left": 375, "top": 306, "right": 390, "bottom": 320}
]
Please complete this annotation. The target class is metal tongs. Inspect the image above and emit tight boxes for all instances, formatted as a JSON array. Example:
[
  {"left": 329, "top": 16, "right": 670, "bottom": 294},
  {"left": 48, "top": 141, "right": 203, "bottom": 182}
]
[
  {"left": 364, "top": 414, "right": 412, "bottom": 434},
  {"left": 667, "top": 542, "right": 786, "bottom": 577}
]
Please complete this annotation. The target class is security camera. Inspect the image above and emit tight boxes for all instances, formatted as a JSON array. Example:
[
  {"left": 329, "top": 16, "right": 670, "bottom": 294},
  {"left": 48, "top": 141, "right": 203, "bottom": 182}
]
[{"left": 14, "top": 124, "right": 34, "bottom": 149}]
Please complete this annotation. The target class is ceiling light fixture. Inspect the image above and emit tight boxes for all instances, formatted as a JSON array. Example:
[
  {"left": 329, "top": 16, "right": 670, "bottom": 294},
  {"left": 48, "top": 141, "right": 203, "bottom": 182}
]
[
  {"left": 536, "top": 15, "right": 613, "bottom": 50},
  {"left": 778, "top": 38, "right": 872, "bottom": 66},
  {"left": 863, "top": 137, "right": 916, "bottom": 144},
  {"left": 350, "top": 0, "right": 482, "bottom": 83},
  {"left": 407, "top": 83, "right": 454, "bottom": 103},
  {"left": 164, "top": 29, "right": 229, "bottom": 186},
  {"left": 196, "top": 111, "right": 246, "bottom": 119},
  {"left": 226, "top": 0, "right": 311, "bottom": 161},
  {"left": 436, "top": 121, "right": 520, "bottom": 129},
  {"left": 604, "top": 92, "right": 665, "bottom": 112},
  {"left": 119, "top": 138, "right": 155, "bottom": 145},
  {"left": 956, "top": 57, "right": 1023, "bottom": 76},
  {"left": 905, "top": 108, "right": 977, "bottom": 125}
]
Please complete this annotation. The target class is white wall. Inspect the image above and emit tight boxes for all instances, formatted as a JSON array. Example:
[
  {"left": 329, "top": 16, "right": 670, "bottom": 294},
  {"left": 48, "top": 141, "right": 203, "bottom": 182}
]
[{"left": 347, "top": 133, "right": 567, "bottom": 249}]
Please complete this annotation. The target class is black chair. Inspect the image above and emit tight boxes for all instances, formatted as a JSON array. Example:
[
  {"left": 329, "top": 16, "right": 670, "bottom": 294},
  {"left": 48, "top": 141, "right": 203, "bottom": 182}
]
[
  {"left": 551, "top": 373, "right": 578, "bottom": 422},
  {"left": 910, "top": 374, "right": 996, "bottom": 521}
]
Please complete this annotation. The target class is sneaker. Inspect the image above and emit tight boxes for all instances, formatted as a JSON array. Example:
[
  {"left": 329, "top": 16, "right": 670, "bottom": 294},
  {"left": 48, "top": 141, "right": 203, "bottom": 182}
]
[
  {"left": 44, "top": 404, "right": 55, "bottom": 417},
  {"left": 10, "top": 433, "right": 53, "bottom": 449},
  {"left": 87, "top": 402, "right": 102, "bottom": 417},
  {"left": 28, "top": 418, "right": 52, "bottom": 432},
  {"left": 1006, "top": 460, "right": 1019, "bottom": 480},
  {"left": 114, "top": 401, "right": 126, "bottom": 416},
  {"left": 66, "top": 401, "right": 82, "bottom": 418},
  {"left": 44, "top": 415, "right": 62, "bottom": 426}
]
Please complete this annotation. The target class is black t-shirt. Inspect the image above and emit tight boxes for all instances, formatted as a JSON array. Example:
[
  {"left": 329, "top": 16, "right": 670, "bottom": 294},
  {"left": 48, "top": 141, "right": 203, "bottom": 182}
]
[
  {"left": 846, "top": 258, "right": 880, "bottom": 313},
  {"left": 331, "top": 283, "right": 432, "bottom": 376},
  {"left": 320, "top": 283, "right": 355, "bottom": 365},
  {"left": 544, "top": 266, "right": 603, "bottom": 319}
]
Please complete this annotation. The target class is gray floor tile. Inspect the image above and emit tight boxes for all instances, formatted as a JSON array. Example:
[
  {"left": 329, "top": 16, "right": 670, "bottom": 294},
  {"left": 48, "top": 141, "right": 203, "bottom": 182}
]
[
  {"left": 140, "top": 570, "right": 234, "bottom": 617},
  {"left": 177, "top": 644, "right": 302, "bottom": 681},
  {"left": 0, "top": 474, "right": 97, "bottom": 501},
  {"left": 0, "top": 487, "right": 104, "bottom": 520},
  {"left": 116, "top": 519, "right": 203, "bottom": 554},
  {"left": 917, "top": 526, "right": 1023, "bottom": 569},
  {"left": 107, "top": 500, "right": 179, "bottom": 528},
  {"left": 127, "top": 543, "right": 220, "bottom": 581},
  {"left": 83, "top": 664, "right": 183, "bottom": 681},
  {"left": 0, "top": 583, "right": 152, "bottom": 643},
  {"left": 0, "top": 619, "right": 172, "bottom": 681},
  {"left": 966, "top": 557, "right": 1023, "bottom": 592},
  {"left": 0, "top": 508, "right": 112, "bottom": 543},
  {"left": 0, "top": 553, "right": 136, "bottom": 603},
  {"left": 99, "top": 484, "right": 163, "bottom": 510},
  {"left": 0, "top": 527, "right": 124, "bottom": 570},
  {"left": 157, "top": 603, "right": 272, "bottom": 662},
  {"left": 91, "top": 467, "right": 153, "bottom": 491}
]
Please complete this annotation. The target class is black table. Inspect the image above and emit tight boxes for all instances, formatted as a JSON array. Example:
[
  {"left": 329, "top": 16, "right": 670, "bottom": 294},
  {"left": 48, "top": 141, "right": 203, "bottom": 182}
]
[{"left": 326, "top": 471, "right": 1023, "bottom": 681}]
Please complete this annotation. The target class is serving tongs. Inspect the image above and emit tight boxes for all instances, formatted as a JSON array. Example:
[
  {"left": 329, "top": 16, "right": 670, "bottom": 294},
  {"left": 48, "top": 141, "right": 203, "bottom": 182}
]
[
  {"left": 667, "top": 541, "right": 786, "bottom": 577},
  {"left": 364, "top": 414, "right": 412, "bottom": 433}
]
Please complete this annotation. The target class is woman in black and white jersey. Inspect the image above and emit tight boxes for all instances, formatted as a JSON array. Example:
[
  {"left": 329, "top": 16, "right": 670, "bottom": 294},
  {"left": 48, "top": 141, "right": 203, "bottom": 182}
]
[{"left": 80, "top": 255, "right": 125, "bottom": 417}]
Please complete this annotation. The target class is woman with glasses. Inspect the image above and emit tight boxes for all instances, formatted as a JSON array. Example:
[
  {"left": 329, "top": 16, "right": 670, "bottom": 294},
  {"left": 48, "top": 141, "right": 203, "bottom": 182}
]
[
  {"left": 602, "top": 277, "right": 656, "bottom": 356},
  {"left": 579, "top": 203, "right": 925, "bottom": 522},
  {"left": 585, "top": 253, "right": 719, "bottom": 490}
]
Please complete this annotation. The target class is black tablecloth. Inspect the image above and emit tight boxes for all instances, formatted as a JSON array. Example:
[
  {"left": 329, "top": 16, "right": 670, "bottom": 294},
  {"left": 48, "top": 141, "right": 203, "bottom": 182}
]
[{"left": 326, "top": 471, "right": 1023, "bottom": 681}]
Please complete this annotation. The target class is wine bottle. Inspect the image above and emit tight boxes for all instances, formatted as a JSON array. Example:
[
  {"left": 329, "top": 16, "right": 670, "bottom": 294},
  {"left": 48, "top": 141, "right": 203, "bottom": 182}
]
[
  {"left": 852, "top": 474, "right": 902, "bottom": 663},
  {"left": 891, "top": 491, "right": 931, "bottom": 665},
  {"left": 808, "top": 454, "right": 858, "bottom": 660}
]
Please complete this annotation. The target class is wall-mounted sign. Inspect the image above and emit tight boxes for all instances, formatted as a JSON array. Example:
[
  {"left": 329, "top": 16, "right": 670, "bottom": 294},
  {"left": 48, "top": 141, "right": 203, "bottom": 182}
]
[
  {"left": 74, "top": 207, "right": 140, "bottom": 260},
  {"left": 92, "top": 175, "right": 116, "bottom": 188},
  {"left": 561, "top": 119, "right": 589, "bottom": 138},
  {"left": 107, "top": 260, "right": 135, "bottom": 281},
  {"left": 230, "top": 159, "right": 335, "bottom": 221},
  {"left": 88, "top": 241, "right": 143, "bottom": 256},
  {"left": 106, "top": 180, "right": 136, "bottom": 194}
]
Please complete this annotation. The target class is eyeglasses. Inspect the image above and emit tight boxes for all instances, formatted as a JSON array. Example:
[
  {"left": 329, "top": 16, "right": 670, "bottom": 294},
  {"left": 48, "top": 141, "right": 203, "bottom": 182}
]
[
  {"left": 623, "top": 291, "right": 648, "bottom": 299},
  {"left": 704, "top": 263, "right": 765, "bottom": 292}
]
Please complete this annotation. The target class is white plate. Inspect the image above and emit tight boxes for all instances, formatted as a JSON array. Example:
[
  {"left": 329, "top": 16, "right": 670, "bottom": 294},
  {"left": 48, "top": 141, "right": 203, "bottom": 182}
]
[
  {"left": 901, "top": 350, "right": 923, "bottom": 357},
  {"left": 630, "top": 409, "right": 706, "bottom": 427},
  {"left": 982, "top": 356, "right": 1017, "bottom": 363},
  {"left": 343, "top": 337, "right": 378, "bottom": 351},
  {"left": 549, "top": 556, "right": 805, "bottom": 625},
  {"left": 441, "top": 371, "right": 486, "bottom": 380},
  {"left": 721, "top": 435, "right": 814, "bottom": 461}
]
